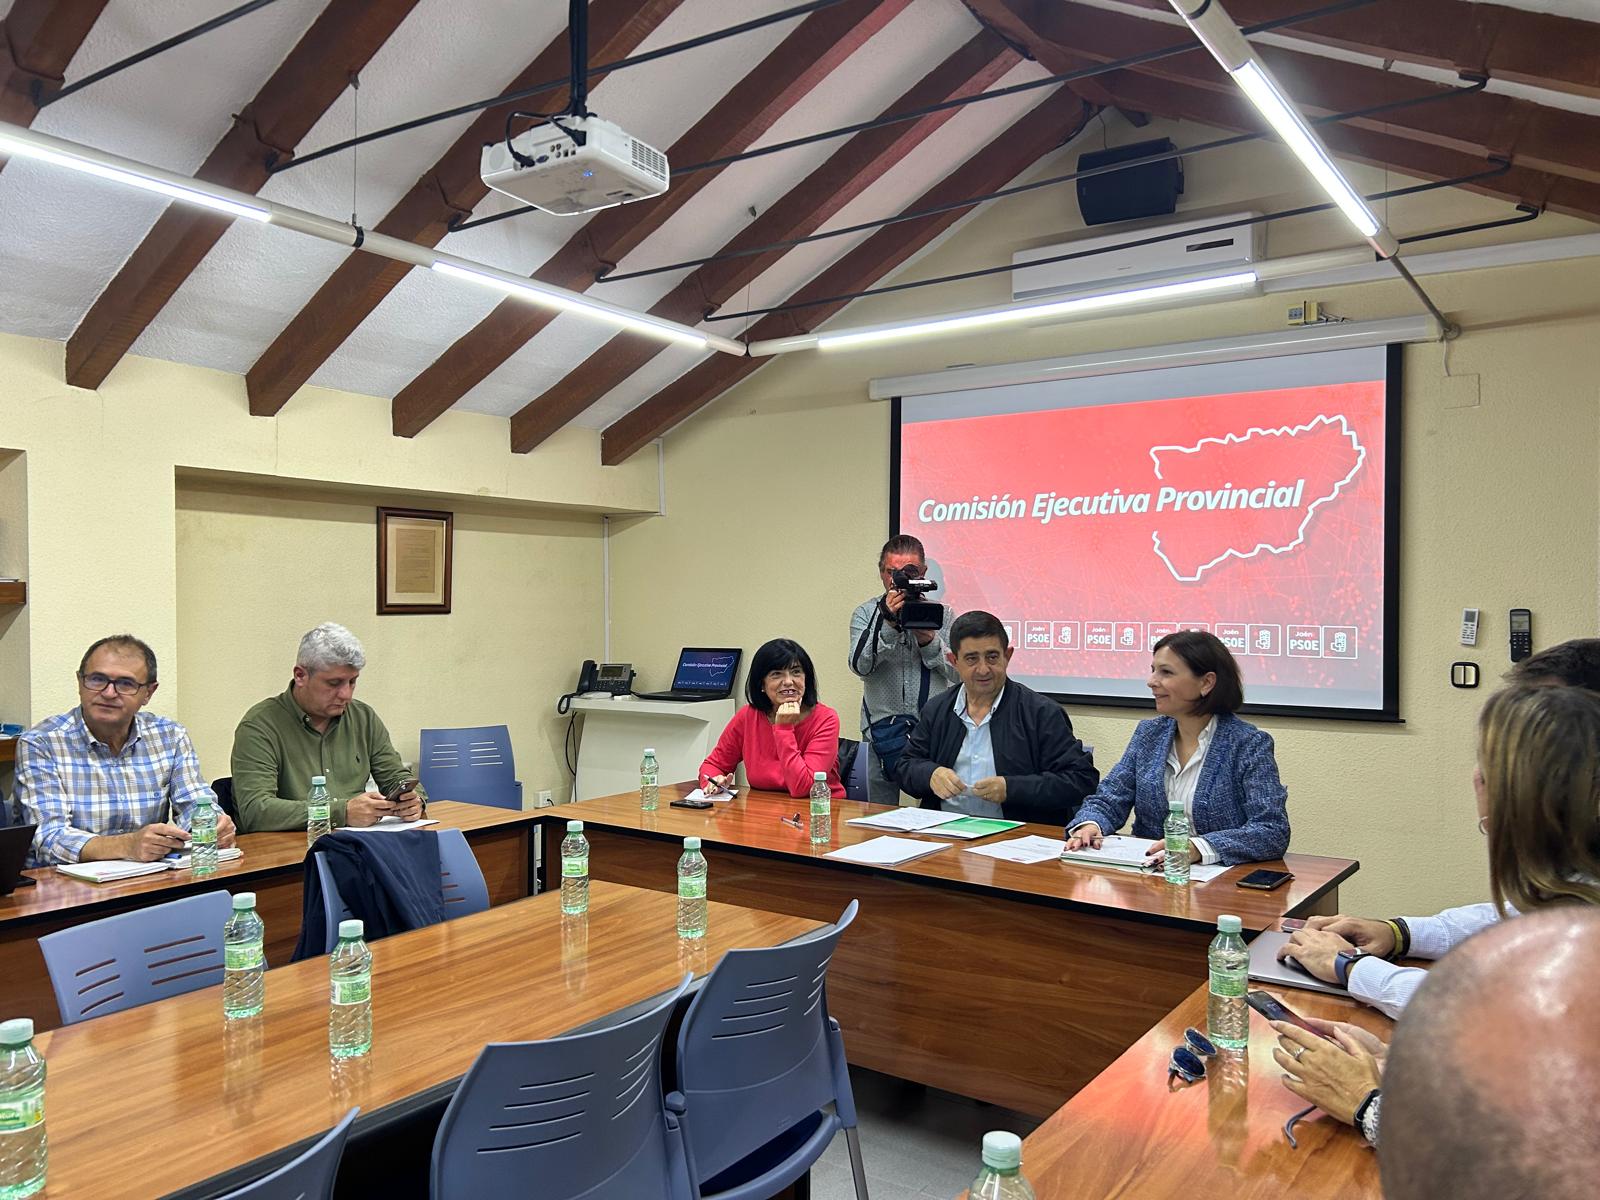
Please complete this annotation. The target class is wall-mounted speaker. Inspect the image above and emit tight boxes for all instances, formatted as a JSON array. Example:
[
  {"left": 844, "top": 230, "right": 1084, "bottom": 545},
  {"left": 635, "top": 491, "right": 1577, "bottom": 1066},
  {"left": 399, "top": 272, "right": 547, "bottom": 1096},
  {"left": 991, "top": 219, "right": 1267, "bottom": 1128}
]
[{"left": 1076, "top": 137, "right": 1184, "bottom": 227}]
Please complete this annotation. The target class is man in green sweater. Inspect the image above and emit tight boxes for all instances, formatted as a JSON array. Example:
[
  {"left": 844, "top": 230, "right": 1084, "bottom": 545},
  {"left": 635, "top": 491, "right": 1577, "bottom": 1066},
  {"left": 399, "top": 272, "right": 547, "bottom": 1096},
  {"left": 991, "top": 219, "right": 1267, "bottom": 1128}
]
[{"left": 231, "top": 622, "right": 426, "bottom": 832}]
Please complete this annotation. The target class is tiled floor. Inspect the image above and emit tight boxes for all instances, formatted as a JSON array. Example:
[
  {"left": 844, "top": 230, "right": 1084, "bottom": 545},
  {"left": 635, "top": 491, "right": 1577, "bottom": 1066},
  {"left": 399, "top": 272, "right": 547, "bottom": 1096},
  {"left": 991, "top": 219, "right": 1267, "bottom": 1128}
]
[{"left": 808, "top": 1068, "right": 1042, "bottom": 1200}]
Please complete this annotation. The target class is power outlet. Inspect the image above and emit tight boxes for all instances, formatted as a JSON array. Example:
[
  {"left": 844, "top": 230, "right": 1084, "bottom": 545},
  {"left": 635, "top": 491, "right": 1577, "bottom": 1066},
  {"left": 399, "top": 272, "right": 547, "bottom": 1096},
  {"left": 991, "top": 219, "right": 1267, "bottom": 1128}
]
[{"left": 536, "top": 789, "right": 554, "bottom": 807}]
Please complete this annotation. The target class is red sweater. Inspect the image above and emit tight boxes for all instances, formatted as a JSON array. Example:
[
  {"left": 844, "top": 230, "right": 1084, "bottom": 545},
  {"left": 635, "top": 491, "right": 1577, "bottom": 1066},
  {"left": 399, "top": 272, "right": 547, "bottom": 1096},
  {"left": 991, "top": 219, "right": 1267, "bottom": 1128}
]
[{"left": 700, "top": 704, "right": 845, "bottom": 799}]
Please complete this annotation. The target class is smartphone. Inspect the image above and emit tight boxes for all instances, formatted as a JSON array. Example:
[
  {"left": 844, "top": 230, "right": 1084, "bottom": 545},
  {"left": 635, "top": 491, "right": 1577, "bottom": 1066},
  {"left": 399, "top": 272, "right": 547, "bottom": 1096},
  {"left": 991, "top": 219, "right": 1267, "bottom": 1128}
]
[
  {"left": 1237, "top": 868, "right": 1294, "bottom": 890},
  {"left": 1246, "top": 990, "right": 1336, "bottom": 1041},
  {"left": 670, "top": 798, "right": 714, "bottom": 810},
  {"left": 384, "top": 777, "right": 419, "bottom": 803},
  {"left": 1280, "top": 917, "right": 1308, "bottom": 931}
]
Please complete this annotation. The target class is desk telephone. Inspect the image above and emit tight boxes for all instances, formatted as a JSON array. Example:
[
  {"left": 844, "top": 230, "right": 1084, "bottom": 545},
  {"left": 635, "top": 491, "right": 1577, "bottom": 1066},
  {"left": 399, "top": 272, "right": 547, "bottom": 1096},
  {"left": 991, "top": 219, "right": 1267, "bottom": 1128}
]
[{"left": 559, "top": 660, "right": 634, "bottom": 714}]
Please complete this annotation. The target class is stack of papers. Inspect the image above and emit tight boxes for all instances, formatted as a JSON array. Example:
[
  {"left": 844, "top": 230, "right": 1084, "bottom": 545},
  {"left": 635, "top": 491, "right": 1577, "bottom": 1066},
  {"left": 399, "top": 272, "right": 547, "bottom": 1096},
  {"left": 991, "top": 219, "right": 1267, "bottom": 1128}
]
[
  {"left": 915, "top": 816, "right": 1023, "bottom": 840},
  {"left": 846, "top": 808, "right": 965, "bottom": 833},
  {"left": 1058, "top": 834, "right": 1228, "bottom": 882},
  {"left": 824, "top": 836, "right": 951, "bottom": 866},
  {"left": 57, "top": 846, "right": 243, "bottom": 883},
  {"left": 339, "top": 817, "right": 440, "bottom": 833},
  {"left": 964, "top": 835, "right": 1068, "bottom": 864},
  {"left": 681, "top": 787, "right": 739, "bottom": 802}
]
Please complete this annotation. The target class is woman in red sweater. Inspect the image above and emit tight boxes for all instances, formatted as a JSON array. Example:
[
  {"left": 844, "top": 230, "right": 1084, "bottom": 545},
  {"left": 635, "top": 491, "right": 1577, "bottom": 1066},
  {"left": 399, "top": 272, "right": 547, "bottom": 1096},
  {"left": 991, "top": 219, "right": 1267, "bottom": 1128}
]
[{"left": 699, "top": 639, "right": 846, "bottom": 799}]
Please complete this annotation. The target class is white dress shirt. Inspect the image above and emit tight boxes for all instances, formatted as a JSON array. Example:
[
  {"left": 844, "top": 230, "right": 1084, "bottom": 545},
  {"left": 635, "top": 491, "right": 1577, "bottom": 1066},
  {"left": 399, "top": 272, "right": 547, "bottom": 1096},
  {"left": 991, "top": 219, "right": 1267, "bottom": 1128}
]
[
  {"left": 1165, "top": 716, "right": 1220, "bottom": 865},
  {"left": 945, "top": 686, "right": 1004, "bottom": 817},
  {"left": 1346, "top": 901, "right": 1510, "bottom": 1018}
]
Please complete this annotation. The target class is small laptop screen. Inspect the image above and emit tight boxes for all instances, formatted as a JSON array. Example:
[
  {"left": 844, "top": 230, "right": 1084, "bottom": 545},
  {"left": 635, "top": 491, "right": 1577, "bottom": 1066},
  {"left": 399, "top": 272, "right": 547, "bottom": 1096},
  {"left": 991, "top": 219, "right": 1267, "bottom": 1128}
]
[{"left": 671, "top": 649, "right": 740, "bottom": 693}]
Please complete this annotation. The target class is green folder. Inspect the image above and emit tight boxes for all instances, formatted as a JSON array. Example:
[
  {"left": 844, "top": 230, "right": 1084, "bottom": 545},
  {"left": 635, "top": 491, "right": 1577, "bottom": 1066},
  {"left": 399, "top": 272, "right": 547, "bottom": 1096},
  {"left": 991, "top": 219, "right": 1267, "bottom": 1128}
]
[{"left": 918, "top": 816, "right": 1023, "bottom": 839}]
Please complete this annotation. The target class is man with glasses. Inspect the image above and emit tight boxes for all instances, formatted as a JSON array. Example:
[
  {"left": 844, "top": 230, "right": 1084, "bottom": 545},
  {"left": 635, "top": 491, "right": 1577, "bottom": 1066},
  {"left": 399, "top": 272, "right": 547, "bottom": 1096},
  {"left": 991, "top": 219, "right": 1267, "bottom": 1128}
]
[{"left": 14, "top": 634, "right": 235, "bottom": 866}]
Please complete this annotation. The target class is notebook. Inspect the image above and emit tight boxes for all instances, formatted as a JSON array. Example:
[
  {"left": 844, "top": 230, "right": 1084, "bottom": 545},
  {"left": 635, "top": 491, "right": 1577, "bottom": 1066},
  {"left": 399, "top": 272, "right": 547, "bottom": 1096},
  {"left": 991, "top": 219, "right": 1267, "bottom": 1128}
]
[{"left": 55, "top": 846, "right": 243, "bottom": 883}]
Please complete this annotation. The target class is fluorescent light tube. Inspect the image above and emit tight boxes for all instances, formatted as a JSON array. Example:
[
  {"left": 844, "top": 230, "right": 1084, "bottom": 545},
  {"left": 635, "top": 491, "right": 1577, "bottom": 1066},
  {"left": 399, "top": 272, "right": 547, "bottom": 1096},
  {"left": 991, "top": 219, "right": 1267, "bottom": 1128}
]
[
  {"left": 1229, "top": 61, "right": 1381, "bottom": 241},
  {"left": 813, "top": 271, "right": 1259, "bottom": 352},
  {"left": 431, "top": 261, "right": 709, "bottom": 349},
  {"left": 0, "top": 128, "right": 269, "bottom": 222}
]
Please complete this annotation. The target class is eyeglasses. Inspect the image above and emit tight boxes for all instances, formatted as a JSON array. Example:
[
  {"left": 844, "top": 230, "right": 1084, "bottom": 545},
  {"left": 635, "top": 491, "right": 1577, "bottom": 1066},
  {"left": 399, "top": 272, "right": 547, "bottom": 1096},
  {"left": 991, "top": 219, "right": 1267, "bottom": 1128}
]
[
  {"left": 78, "top": 672, "right": 153, "bottom": 696},
  {"left": 1167, "top": 1027, "right": 1217, "bottom": 1083}
]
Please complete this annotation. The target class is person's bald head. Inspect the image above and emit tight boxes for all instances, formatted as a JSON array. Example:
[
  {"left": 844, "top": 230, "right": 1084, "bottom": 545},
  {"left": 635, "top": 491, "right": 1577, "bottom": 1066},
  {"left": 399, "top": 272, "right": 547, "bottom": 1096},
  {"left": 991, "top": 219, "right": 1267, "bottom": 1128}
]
[{"left": 1380, "top": 906, "right": 1600, "bottom": 1200}]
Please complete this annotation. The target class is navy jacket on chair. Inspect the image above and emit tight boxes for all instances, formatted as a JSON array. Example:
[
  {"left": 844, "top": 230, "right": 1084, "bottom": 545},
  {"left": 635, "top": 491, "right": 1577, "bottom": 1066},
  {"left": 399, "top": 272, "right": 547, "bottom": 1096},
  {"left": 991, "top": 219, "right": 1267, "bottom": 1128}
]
[
  {"left": 894, "top": 679, "right": 1099, "bottom": 826},
  {"left": 1069, "top": 711, "right": 1290, "bottom": 865},
  {"left": 292, "top": 830, "right": 443, "bottom": 960}
]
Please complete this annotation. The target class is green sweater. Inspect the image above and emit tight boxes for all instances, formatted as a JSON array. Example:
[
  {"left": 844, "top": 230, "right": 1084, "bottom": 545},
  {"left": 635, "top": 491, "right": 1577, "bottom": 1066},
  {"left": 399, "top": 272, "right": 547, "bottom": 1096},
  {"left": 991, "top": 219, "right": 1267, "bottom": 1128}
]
[{"left": 230, "top": 684, "right": 425, "bottom": 832}]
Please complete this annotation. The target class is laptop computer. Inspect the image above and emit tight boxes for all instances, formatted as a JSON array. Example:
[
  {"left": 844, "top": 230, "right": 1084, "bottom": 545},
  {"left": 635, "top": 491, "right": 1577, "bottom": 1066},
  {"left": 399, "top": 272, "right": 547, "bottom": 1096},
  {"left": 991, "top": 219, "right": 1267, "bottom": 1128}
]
[
  {"left": 633, "top": 648, "right": 743, "bottom": 702},
  {"left": 1246, "top": 929, "right": 1349, "bottom": 997},
  {"left": 0, "top": 824, "right": 38, "bottom": 896}
]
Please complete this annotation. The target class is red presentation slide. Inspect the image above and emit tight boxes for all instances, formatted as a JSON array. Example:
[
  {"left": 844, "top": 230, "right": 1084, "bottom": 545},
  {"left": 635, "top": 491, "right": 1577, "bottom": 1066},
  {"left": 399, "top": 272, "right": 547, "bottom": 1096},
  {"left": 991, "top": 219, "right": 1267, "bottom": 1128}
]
[{"left": 899, "top": 376, "right": 1389, "bottom": 709}]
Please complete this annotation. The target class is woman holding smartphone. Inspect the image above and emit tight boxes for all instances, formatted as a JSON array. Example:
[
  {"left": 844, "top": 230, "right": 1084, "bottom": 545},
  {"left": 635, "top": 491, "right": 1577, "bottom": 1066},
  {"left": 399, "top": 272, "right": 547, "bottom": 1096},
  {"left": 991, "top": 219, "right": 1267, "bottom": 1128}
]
[
  {"left": 1269, "top": 683, "right": 1600, "bottom": 1146},
  {"left": 699, "top": 639, "right": 844, "bottom": 800},
  {"left": 1064, "top": 630, "right": 1289, "bottom": 866}
]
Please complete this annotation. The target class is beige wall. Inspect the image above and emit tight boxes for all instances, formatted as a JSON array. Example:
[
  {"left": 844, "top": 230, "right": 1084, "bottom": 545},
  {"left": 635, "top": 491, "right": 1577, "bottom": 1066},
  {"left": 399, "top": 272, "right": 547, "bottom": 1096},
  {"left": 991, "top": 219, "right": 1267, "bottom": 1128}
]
[
  {"left": 174, "top": 478, "right": 604, "bottom": 791},
  {"left": 0, "top": 332, "right": 659, "bottom": 805},
  {"left": 609, "top": 118, "right": 1600, "bottom": 918}
]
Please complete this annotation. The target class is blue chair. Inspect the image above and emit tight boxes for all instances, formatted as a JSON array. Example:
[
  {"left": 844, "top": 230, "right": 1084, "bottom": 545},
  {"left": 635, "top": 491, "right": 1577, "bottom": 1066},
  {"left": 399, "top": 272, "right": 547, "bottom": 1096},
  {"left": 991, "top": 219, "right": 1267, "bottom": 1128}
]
[
  {"left": 668, "top": 901, "right": 867, "bottom": 1200},
  {"left": 38, "top": 890, "right": 232, "bottom": 1024},
  {"left": 419, "top": 726, "right": 523, "bottom": 810},
  {"left": 430, "top": 975, "right": 694, "bottom": 1200},
  {"left": 844, "top": 741, "right": 869, "bottom": 803},
  {"left": 218, "top": 1108, "right": 357, "bottom": 1199},
  {"left": 314, "top": 829, "right": 488, "bottom": 949}
]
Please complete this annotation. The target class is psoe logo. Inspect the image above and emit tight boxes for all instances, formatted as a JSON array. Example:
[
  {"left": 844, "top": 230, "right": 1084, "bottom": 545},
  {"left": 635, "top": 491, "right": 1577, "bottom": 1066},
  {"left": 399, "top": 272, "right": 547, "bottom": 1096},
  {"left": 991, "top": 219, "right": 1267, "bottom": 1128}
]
[{"left": 1288, "top": 625, "right": 1323, "bottom": 657}]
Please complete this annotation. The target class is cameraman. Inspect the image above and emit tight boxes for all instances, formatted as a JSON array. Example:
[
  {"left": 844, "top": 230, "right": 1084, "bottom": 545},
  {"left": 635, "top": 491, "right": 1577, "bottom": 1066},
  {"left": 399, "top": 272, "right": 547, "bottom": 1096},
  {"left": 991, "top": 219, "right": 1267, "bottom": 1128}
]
[{"left": 848, "top": 535, "right": 958, "bottom": 805}]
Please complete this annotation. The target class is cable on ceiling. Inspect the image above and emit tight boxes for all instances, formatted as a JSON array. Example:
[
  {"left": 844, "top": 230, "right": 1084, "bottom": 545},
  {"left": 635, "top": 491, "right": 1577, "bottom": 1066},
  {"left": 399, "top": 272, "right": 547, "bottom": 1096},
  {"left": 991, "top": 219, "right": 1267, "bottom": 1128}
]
[{"left": 447, "top": 0, "right": 1382, "bottom": 235}]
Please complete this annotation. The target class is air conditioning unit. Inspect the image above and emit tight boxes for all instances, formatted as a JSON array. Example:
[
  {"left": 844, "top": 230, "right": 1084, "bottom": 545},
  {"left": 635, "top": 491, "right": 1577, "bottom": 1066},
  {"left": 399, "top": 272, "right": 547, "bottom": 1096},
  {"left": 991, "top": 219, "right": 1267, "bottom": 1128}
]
[
  {"left": 1012, "top": 213, "right": 1263, "bottom": 302},
  {"left": 481, "top": 115, "right": 668, "bottom": 217}
]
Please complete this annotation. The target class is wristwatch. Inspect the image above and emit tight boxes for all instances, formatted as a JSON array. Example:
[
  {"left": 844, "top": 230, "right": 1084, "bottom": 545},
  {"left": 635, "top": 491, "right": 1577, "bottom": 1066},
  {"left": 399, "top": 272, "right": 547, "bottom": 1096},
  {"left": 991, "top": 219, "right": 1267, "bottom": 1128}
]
[
  {"left": 1355, "top": 1088, "right": 1382, "bottom": 1146},
  {"left": 1334, "top": 948, "right": 1370, "bottom": 988}
]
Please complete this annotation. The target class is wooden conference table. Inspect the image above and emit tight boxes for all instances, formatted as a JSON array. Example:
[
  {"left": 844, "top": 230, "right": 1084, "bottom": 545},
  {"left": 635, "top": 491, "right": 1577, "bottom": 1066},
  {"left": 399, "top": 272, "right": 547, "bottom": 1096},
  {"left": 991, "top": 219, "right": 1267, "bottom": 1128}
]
[
  {"left": 1012, "top": 981, "right": 1393, "bottom": 1198},
  {"left": 35, "top": 881, "right": 822, "bottom": 1200},
  {"left": 537, "top": 785, "right": 1359, "bottom": 1117},
  {"left": 1, "top": 800, "right": 542, "bottom": 1030}
]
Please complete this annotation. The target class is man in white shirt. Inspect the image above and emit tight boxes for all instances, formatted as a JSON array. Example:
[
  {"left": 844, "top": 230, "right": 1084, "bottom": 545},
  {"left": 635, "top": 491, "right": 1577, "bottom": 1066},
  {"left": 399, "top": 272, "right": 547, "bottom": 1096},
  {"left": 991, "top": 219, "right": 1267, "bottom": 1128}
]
[{"left": 1276, "top": 637, "right": 1598, "bottom": 1017}]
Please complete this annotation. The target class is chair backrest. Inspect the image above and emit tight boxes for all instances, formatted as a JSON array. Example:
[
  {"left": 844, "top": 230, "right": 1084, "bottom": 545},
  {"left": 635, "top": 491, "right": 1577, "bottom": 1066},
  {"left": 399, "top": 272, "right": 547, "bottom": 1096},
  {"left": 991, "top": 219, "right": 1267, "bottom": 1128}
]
[
  {"left": 210, "top": 776, "right": 241, "bottom": 822},
  {"left": 39, "top": 890, "right": 233, "bottom": 1024},
  {"left": 674, "top": 901, "right": 859, "bottom": 1184},
  {"left": 843, "top": 740, "right": 869, "bottom": 802},
  {"left": 437, "top": 828, "right": 489, "bottom": 919},
  {"left": 419, "top": 726, "right": 520, "bottom": 809},
  {"left": 219, "top": 1108, "right": 357, "bottom": 1200},
  {"left": 431, "top": 976, "right": 693, "bottom": 1200},
  {"left": 313, "top": 830, "right": 487, "bottom": 949}
]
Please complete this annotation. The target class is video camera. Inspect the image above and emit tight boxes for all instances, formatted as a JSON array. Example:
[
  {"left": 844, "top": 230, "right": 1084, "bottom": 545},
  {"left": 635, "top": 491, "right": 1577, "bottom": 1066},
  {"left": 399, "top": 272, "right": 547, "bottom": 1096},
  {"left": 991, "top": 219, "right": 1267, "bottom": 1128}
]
[{"left": 887, "top": 566, "right": 943, "bottom": 631}]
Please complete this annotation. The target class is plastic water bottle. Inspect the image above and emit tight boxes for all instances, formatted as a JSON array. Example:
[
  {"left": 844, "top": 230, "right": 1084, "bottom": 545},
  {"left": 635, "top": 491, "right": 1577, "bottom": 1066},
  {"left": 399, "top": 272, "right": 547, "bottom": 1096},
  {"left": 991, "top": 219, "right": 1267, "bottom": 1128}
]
[
  {"left": 560, "top": 820, "right": 589, "bottom": 915},
  {"left": 677, "top": 836, "right": 707, "bottom": 939},
  {"left": 1207, "top": 914, "right": 1250, "bottom": 1050},
  {"left": 306, "top": 775, "right": 333, "bottom": 847},
  {"left": 329, "top": 919, "right": 373, "bottom": 1059},
  {"left": 639, "top": 749, "right": 659, "bottom": 811},
  {"left": 968, "top": 1131, "right": 1035, "bottom": 1199},
  {"left": 809, "top": 771, "right": 832, "bottom": 845},
  {"left": 190, "top": 793, "right": 219, "bottom": 877},
  {"left": 223, "top": 892, "right": 265, "bottom": 1019},
  {"left": 1163, "top": 798, "right": 1191, "bottom": 886},
  {"left": 0, "top": 1019, "right": 46, "bottom": 1200}
]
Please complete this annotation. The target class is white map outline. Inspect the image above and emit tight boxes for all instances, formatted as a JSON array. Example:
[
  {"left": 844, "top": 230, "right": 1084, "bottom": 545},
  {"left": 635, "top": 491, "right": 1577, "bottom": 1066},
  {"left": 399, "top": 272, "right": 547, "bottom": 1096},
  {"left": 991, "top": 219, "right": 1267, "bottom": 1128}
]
[{"left": 1147, "top": 413, "right": 1368, "bottom": 583}]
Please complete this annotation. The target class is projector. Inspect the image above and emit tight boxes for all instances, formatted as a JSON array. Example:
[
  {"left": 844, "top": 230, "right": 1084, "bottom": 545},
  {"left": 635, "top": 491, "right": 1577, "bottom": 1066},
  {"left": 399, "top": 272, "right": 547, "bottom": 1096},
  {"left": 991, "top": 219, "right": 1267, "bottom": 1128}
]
[{"left": 480, "top": 115, "right": 668, "bottom": 216}]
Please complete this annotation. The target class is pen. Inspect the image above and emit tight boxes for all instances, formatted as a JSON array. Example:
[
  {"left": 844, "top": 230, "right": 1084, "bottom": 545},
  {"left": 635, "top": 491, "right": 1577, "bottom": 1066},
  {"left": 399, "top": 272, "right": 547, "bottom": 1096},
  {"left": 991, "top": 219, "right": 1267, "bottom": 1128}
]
[{"left": 780, "top": 813, "right": 803, "bottom": 829}]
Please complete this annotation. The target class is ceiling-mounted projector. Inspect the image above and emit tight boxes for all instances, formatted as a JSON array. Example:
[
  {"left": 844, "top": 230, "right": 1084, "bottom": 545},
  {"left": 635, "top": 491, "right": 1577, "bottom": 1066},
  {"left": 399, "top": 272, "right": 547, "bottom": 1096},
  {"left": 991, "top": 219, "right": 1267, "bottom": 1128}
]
[{"left": 481, "top": 115, "right": 668, "bottom": 217}]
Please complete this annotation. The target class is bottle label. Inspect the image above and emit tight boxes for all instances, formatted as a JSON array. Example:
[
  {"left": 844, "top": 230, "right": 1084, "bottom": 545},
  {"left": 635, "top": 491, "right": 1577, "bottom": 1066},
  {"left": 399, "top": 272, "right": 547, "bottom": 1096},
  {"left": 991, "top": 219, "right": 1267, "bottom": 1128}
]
[
  {"left": 226, "top": 940, "right": 264, "bottom": 971},
  {"left": 308, "top": 803, "right": 330, "bottom": 822},
  {"left": 1166, "top": 835, "right": 1189, "bottom": 854},
  {"left": 562, "top": 854, "right": 588, "bottom": 878},
  {"left": 0, "top": 1091, "right": 43, "bottom": 1131},
  {"left": 641, "top": 772, "right": 658, "bottom": 786},
  {"left": 678, "top": 877, "right": 706, "bottom": 900},
  {"left": 1209, "top": 968, "right": 1247, "bottom": 997},
  {"left": 332, "top": 975, "right": 371, "bottom": 1005}
]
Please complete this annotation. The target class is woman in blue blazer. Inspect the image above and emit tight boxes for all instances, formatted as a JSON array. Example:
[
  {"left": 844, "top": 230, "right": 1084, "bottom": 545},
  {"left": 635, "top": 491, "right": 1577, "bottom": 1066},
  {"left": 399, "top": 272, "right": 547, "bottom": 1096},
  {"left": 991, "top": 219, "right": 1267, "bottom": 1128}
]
[{"left": 1066, "top": 631, "right": 1289, "bottom": 866}]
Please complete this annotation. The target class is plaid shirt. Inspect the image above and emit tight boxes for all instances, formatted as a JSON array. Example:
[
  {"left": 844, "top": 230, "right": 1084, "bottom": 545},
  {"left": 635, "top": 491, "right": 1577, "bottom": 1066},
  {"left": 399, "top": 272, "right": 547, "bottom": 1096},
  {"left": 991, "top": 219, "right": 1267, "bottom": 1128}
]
[{"left": 14, "top": 707, "right": 215, "bottom": 866}]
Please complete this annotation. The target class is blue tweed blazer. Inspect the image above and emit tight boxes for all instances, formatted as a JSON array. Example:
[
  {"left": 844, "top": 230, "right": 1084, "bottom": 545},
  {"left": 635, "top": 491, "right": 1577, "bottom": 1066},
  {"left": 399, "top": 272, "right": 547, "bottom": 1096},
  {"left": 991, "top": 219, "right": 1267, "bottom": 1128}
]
[{"left": 1069, "top": 711, "right": 1289, "bottom": 865}]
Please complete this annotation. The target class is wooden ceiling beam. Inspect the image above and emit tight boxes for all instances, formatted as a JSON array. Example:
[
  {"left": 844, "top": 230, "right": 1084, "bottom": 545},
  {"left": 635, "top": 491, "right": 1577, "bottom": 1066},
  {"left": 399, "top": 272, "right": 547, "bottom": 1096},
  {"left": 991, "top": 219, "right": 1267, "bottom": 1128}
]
[
  {"left": 62, "top": 0, "right": 421, "bottom": 390},
  {"left": 508, "top": 30, "right": 1021, "bottom": 454},
  {"left": 389, "top": 0, "right": 911, "bottom": 438},
  {"left": 1026, "top": 2, "right": 1600, "bottom": 187},
  {"left": 1104, "top": 0, "right": 1600, "bottom": 102},
  {"left": 243, "top": 0, "right": 684, "bottom": 417},
  {"left": 0, "top": 0, "right": 110, "bottom": 128},
  {"left": 599, "top": 91, "right": 1096, "bottom": 465}
]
